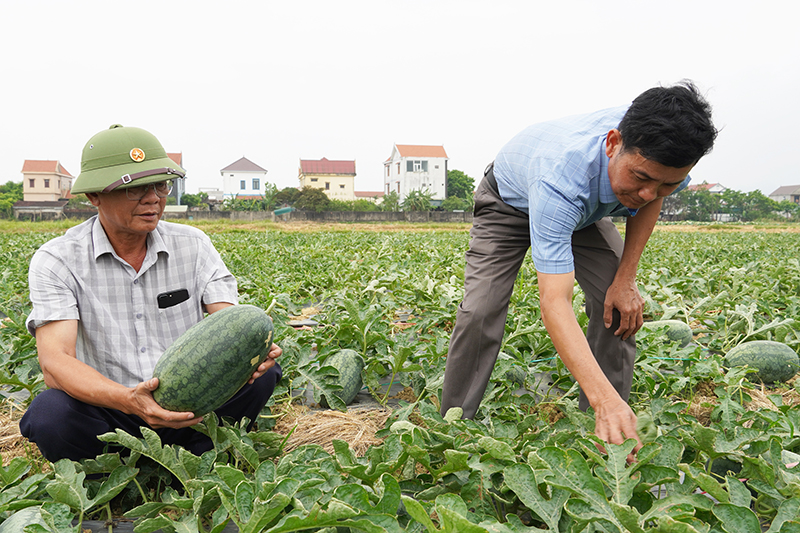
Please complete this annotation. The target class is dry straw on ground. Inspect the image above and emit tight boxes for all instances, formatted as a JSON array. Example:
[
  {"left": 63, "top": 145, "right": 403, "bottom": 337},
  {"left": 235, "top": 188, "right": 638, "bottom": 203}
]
[
  {"left": 0, "top": 398, "right": 44, "bottom": 468},
  {"left": 273, "top": 403, "right": 391, "bottom": 456}
]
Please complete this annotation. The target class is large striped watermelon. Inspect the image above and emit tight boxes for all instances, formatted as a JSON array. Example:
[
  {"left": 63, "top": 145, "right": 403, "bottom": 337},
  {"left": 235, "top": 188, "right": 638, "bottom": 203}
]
[
  {"left": 723, "top": 340, "right": 799, "bottom": 383},
  {"left": 320, "top": 349, "right": 364, "bottom": 407},
  {"left": 641, "top": 320, "right": 693, "bottom": 347},
  {"left": 152, "top": 304, "right": 274, "bottom": 414}
]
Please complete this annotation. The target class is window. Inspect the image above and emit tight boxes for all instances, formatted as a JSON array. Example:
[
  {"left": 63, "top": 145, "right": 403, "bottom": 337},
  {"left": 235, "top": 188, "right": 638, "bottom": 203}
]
[
  {"left": 29, "top": 179, "right": 35, "bottom": 188},
  {"left": 311, "top": 178, "right": 318, "bottom": 182},
  {"left": 339, "top": 184, "right": 345, "bottom": 189},
  {"left": 240, "top": 180, "right": 246, "bottom": 190},
  {"left": 396, "top": 163, "right": 400, "bottom": 173},
  {"left": 325, "top": 182, "right": 330, "bottom": 190},
  {"left": 406, "top": 160, "right": 428, "bottom": 172},
  {"left": 434, "top": 165, "right": 439, "bottom": 169},
  {"left": 252, "top": 178, "right": 260, "bottom": 190},
  {"left": 44, "top": 179, "right": 50, "bottom": 188},
  {"left": 385, "top": 165, "right": 390, "bottom": 177},
  {"left": 397, "top": 183, "right": 400, "bottom": 193}
]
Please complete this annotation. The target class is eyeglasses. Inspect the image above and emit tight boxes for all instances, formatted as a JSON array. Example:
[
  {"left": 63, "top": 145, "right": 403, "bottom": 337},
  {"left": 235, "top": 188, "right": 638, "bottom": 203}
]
[{"left": 124, "top": 180, "right": 173, "bottom": 201}]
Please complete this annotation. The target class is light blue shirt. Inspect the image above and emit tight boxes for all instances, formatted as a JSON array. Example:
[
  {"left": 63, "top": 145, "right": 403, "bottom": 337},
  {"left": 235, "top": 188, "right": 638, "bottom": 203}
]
[{"left": 493, "top": 105, "right": 690, "bottom": 275}]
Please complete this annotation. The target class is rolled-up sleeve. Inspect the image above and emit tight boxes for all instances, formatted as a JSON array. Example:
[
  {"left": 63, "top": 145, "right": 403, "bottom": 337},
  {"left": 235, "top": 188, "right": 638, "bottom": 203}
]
[{"left": 198, "top": 236, "right": 238, "bottom": 306}]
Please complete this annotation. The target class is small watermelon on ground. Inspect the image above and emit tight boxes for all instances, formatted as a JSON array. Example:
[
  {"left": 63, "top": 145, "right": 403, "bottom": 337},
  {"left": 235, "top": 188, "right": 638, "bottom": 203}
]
[
  {"left": 321, "top": 349, "right": 365, "bottom": 407},
  {"left": 723, "top": 340, "right": 800, "bottom": 383},
  {"left": 641, "top": 320, "right": 693, "bottom": 347},
  {"left": 153, "top": 304, "right": 275, "bottom": 415}
]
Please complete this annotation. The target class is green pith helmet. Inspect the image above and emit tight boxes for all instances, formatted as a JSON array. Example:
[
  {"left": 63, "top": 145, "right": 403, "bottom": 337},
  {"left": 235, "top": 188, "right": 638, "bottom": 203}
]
[{"left": 71, "top": 124, "right": 186, "bottom": 194}]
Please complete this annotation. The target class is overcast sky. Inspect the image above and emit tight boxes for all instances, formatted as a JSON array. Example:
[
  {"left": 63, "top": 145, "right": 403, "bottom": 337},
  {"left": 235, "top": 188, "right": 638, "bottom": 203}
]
[{"left": 2, "top": 1, "right": 798, "bottom": 196}]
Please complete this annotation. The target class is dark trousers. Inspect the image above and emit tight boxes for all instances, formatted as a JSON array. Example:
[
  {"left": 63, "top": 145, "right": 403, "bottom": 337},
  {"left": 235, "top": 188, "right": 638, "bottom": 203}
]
[
  {"left": 20, "top": 364, "right": 281, "bottom": 462},
  {"left": 440, "top": 166, "right": 635, "bottom": 418}
]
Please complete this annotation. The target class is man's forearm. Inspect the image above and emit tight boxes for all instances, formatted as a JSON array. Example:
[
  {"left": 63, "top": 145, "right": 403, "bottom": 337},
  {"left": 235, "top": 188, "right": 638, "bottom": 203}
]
[
  {"left": 538, "top": 273, "right": 621, "bottom": 409},
  {"left": 617, "top": 198, "right": 663, "bottom": 280}
]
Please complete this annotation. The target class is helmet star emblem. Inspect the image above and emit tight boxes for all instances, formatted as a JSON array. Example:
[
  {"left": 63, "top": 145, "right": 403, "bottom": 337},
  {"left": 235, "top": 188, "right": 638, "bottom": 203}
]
[{"left": 130, "top": 148, "right": 146, "bottom": 162}]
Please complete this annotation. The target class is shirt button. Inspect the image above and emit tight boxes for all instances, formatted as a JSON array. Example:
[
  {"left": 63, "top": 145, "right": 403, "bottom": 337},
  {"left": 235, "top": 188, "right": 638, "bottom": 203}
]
[
  {"left": 134, "top": 279, "right": 139, "bottom": 284},
  {"left": 140, "top": 347, "right": 146, "bottom": 353},
  {"left": 136, "top": 313, "right": 142, "bottom": 319}
]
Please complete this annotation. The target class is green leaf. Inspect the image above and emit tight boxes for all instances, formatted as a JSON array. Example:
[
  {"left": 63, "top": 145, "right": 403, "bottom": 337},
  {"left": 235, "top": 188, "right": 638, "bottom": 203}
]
[
  {"left": 401, "top": 494, "right": 437, "bottom": 532},
  {"left": 477, "top": 436, "right": 516, "bottom": 462},
  {"left": 712, "top": 503, "right": 761, "bottom": 533},
  {"left": 374, "top": 473, "right": 402, "bottom": 516},
  {"left": 609, "top": 502, "right": 646, "bottom": 533},
  {"left": 767, "top": 498, "right": 800, "bottom": 533},
  {"left": 726, "top": 476, "right": 751, "bottom": 508},
  {"left": 0, "top": 457, "right": 31, "bottom": 489},
  {"left": 536, "top": 447, "right": 624, "bottom": 530},
  {"left": 44, "top": 460, "right": 91, "bottom": 513},
  {"left": 39, "top": 501, "right": 79, "bottom": 533},
  {"left": 503, "top": 463, "right": 567, "bottom": 531},
  {"left": 679, "top": 463, "right": 729, "bottom": 503},
  {"left": 436, "top": 505, "right": 489, "bottom": 533}
]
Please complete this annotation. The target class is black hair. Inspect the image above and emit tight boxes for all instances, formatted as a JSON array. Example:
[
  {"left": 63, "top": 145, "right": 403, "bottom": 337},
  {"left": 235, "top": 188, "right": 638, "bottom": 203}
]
[{"left": 618, "top": 80, "right": 717, "bottom": 168}]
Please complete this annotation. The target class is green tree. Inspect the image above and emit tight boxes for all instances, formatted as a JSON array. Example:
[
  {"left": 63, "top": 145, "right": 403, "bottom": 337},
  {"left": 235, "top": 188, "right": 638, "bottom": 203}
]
[
  {"left": 381, "top": 191, "right": 400, "bottom": 212},
  {"left": 275, "top": 187, "right": 300, "bottom": 206},
  {"left": 447, "top": 169, "right": 475, "bottom": 199},
  {"left": 679, "top": 188, "right": 720, "bottom": 222},
  {"left": 402, "top": 189, "right": 433, "bottom": 212},
  {"left": 294, "top": 186, "right": 331, "bottom": 212},
  {"left": 328, "top": 199, "right": 380, "bottom": 212},
  {"left": 720, "top": 189, "right": 747, "bottom": 221},
  {"left": 0, "top": 181, "right": 23, "bottom": 218},
  {"left": 180, "top": 192, "right": 209, "bottom": 208},
  {"left": 741, "top": 190, "right": 776, "bottom": 221},
  {"left": 777, "top": 200, "right": 799, "bottom": 220},
  {"left": 222, "top": 183, "right": 278, "bottom": 211},
  {"left": 440, "top": 195, "right": 472, "bottom": 212}
]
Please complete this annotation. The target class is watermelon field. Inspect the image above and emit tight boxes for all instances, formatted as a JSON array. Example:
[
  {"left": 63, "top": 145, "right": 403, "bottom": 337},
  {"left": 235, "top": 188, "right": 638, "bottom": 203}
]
[{"left": 2, "top": 220, "right": 800, "bottom": 532}]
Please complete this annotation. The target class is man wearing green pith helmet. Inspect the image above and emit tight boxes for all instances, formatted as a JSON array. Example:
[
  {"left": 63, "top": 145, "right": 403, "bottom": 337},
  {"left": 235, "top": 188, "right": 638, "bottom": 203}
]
[{"left": 20, "top": 125, "right": 282, "bottom": 462}]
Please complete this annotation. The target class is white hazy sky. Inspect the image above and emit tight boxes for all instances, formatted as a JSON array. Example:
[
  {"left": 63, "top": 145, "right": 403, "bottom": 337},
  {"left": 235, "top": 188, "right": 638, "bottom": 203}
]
[{"left": 1, "top": 1, "right": 798, "bottom": 196}]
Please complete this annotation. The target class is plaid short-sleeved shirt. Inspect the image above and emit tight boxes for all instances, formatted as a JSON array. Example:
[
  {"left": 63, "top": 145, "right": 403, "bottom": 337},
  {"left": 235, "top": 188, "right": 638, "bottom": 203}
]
[
  {"left": 493, "top": 105, "right": 691, "bottom": 275},
  {"left": 27, "top": 217, "right": 238, "bottom": 387}
]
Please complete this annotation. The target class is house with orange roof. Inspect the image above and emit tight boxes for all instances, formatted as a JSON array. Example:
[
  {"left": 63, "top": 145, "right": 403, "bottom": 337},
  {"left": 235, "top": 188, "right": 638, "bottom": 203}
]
[
  {"left": 298, "top": 157, "right": 356, "bottom": 200},
  {"left": 384, "top": 144, "right": 448, "bottom": 204},
  {"left": 21, "top": 160, "right": 73, "bottom": 202}
]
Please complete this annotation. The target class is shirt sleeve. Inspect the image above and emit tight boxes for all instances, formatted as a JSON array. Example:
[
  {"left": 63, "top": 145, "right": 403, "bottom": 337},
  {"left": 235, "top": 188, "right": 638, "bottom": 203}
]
[
  {"left": 26, "top": 247, "right": 80, "bottom": 336},
  {"left": 197, "top": 236, "right": 238, "bottom": 306},
  {"left": 529, "top": 180, "right": 583, "bottom": 275}
]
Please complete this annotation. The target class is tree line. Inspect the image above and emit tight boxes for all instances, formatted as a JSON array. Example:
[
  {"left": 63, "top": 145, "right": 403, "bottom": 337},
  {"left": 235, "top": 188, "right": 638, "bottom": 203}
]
[
  {"left": 4, "top": 174, "right": 799, "bottom": 222},
  {"left": 181, "top": 169, "right": 478, "bottom": 213},
  {"left": 662, "top": 185, "right": 800, "bottom": 222}
]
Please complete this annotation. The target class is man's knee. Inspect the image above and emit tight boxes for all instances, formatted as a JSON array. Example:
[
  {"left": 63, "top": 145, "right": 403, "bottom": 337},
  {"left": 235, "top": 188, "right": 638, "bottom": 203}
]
[{"left": 20, "top": 389, "right": 76, "bottom": 440}]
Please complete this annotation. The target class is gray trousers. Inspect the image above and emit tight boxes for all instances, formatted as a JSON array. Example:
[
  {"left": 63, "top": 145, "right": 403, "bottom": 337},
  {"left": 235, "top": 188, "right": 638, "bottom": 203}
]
[{"left": 440, "top": 166, "right": 636, "bottom": 418}]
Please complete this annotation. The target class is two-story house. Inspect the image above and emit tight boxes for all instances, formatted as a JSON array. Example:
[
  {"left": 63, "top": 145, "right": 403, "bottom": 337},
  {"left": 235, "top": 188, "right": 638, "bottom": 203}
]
[
  {"left": 298, "top": 157, "right": 356, "bottom": 200},
  {"left": 21, "top": 160, "right": 73, "bottom": 201},
  {"left": 384, "top": 144, "right": 448, "bottom": 203},
  {"left": 220, "top": 157, "right": 268, "bottom": 199}
]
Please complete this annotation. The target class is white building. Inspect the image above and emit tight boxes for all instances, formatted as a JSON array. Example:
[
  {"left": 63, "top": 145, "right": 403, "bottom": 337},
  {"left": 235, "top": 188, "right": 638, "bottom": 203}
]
[
  {"left": 220, "top": 157, "right": 268, "bottom": 199},
  {"left": 384, "top": 144, "right": 448, "bottom": 203}
]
